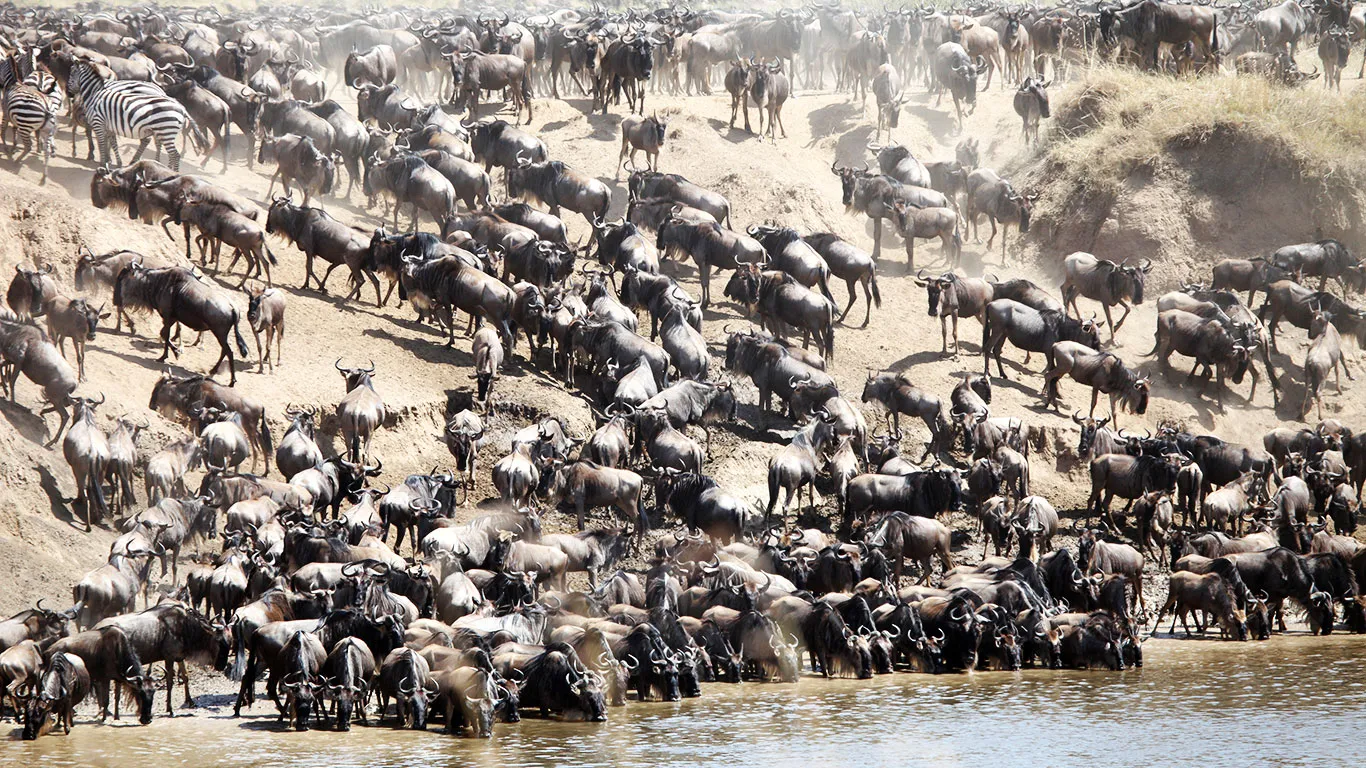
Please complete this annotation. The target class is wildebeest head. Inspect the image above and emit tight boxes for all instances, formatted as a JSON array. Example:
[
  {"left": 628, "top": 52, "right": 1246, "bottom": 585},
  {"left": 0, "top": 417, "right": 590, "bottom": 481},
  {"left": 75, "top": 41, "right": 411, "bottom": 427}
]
[
  {"left": 723, "top": 265, "right": 761, "bottom": 309},
  {"left": 831, "top": 162, "right": 863, "bottom": 207},
  {"left": 1002, "top": 182, "right": 1037, "bottom": 233},
  {"left": 1017, "top": 74, "right": 1051, "bottom": 118},
  {"left": 647, "top": 114, "right": 667, "bottom": 145},
  {"left": 914, "top": 270, "right": 951, "bottom": 317},
  {"left": 281, "top": 673, "right": 320, "bottom": 731},
  {"left": 74, "top": 298, "right": 108, "bottom": 341}
]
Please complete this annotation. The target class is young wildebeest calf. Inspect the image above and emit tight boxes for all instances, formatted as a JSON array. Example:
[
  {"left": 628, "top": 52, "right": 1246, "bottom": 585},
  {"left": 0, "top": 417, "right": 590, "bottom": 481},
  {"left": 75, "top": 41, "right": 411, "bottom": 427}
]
[
  {"left": 888, "top": 200, "right": 959, "bottom": 271},
  {"left": 170, "top": 201, "right": 278, "bottom": 287},
  {"left": 618, "top": 113, "right": 667, "bottom": 176},
  {"left": 1042, "top": 341, "right": 1150, "bottom": 428},
  {"left": 471, "top": 326, "right": 504, "bottom": 412},
  {"left": 244, "top": 284, "right": 285, "bottom": 373},
  {"left": 43, "top": 294, "right": 109, "bottom": 381},
  {"left": 914, "top": 272, "right": 993, "bottom": 354},
  {"left": 1012, "top": 75, "right": 1050, "bottom": 146},
  {"left": 1304, "top": 309, "right": 1353, "bottom": 419}
]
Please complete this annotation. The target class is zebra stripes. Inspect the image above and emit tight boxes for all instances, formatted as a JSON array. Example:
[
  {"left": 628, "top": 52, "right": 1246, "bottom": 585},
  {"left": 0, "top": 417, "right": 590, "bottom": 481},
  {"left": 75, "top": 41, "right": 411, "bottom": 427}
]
[
  {"left": 2, "top": 71, "right": 62, "bottom": 183},
  {"left": 69, "top": 61, "right": 189, "bottom": 171}
]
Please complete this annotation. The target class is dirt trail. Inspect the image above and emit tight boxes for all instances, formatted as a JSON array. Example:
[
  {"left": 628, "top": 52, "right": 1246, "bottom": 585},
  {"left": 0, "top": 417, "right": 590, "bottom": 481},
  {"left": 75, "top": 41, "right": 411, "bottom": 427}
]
[{"left": 2, "top": 66, "right": 1362, "bottom": 614}]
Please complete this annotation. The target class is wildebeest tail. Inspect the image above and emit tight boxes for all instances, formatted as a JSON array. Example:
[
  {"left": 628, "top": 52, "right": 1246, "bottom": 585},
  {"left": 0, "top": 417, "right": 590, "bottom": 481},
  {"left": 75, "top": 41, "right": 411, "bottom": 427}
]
[
  {"left": 824, "top": 302, "right": 836, "bottom": 359},
  {"left": 1143, "top": 324, "right": 1162, "bottom": 357},
  {"left": 869, "top": 265, "right": 882, "bottom": 308},
  {"left": 1210, "top": 14, "right": 1219, "bottom": 55},
  {"left": 981, "top": 307, "right": 993, "bottom": 356},
  {"left": 228, "top": 616, "right": 248, "bottom": 681},
  {"left": 232, "top": 308, "right": 249, "bottom": 357},
  {"left": 89, "top": 459, "right": 110, "bottom": 523},
  {"left": 260, "top": 411, "right": 274, "bottom": 457},
  {"left": 264, "top": 242, "right": 278, "bottom": 266}
]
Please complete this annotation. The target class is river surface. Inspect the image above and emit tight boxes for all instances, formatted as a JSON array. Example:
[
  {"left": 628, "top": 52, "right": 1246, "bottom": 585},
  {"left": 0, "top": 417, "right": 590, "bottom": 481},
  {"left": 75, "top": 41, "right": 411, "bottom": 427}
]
[{"left": 7, "top": 635, "right": 1366, "bottom": 768}]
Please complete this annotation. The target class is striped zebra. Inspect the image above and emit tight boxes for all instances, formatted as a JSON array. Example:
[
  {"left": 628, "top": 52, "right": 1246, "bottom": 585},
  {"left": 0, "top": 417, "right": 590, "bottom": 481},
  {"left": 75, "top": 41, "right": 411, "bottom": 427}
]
[
  {"left": 69, "top": 60, "right": 190, "bottom": 171},
  {"left": 1, "top": 71, "right": 62, "bottom": 183}
]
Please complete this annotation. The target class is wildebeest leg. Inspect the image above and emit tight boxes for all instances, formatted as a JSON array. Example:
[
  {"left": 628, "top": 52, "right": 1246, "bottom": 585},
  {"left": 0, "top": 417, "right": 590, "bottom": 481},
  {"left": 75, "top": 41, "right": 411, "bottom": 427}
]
[
  {"left": 985, "top": 218, "right": 998, "bottom": 252},
  {"left": 1089, "top": 387, "right": 1101, "bottom": 420},
  {"left": 838, "top": 278, "right": 858, "bottom": 323},
  {"left": 159, "top": 318, "right": 179, "bottom": 361},
  {"left": 872, "top": 217, "right": 883, "bottom": 260}
]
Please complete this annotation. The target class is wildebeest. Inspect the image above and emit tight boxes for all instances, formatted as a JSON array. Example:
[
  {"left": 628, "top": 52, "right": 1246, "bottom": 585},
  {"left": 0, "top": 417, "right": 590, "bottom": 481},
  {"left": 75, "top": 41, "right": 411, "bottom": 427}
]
[
  {"left": 1099, "top": 0, "right": 1221, "bottom": 70},
  {"left": 1012, "top": 75, "right": 1050, "bottom": 146},
  {"left": 724, "top": 268, "right": 836, "bottom": 360},
  {"left": 618, "top": 113, "right": 667, "bottom": 175},
  {"left": 1086, "top": 453, "right": 1180, "bottom": 528},
  {"left": 656, "top": 217, "right": 763, "bottom": 308},
  {"left": 1156, "top": 571, "right": 1247, "bottom": 640},
  {"left": 114, "top": 263, "right": 250, "bottom": 385},
  {"left": 1042, "top": 342, "right": 1150, "bottom": 428},
  {"left": 931, "top": 42, "right": 982, "bottom": 132},
  {"left": 803, "top": 232, "right": 880, "bottom": 328},
  {"left": 63, "top": 394, "right": 110, "bottom": 530},
  {"left": 1060, "top": 253, "right": 1151, "bottom": 341},
  {"left": 507, "top": 156, "right": 611, "bottom": 228},
  {"left": 335, "top": 359, "right": 386, "bottom": 463},
  {"left": 964, "top": 169, "right": 1035, "bottom": 261},
  {"left": 1302, "top": 309, "right": 1353, "bottom": 420},
  {"left": 1149, "top": 309, "right": 1261, "bottom": 410},
  {"left": 982, "top": 299, "right": 1102, "bottom": 380}
]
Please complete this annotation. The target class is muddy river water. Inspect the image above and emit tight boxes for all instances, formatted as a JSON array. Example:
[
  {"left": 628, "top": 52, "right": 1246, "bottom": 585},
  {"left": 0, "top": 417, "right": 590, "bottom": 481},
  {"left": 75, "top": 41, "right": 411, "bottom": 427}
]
[{"left": 8, "top": 635, "right": 1365, "bottom": 768}]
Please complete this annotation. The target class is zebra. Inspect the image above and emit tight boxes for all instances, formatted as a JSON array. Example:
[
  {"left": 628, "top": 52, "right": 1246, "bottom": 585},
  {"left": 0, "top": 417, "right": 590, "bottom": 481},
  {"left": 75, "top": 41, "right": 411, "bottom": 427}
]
[
  {"left": 1, "top": 72, "right": 62, "bottom": 183},
  {"left": 68, "top": 60, "right": 190, "bottom": 171}
]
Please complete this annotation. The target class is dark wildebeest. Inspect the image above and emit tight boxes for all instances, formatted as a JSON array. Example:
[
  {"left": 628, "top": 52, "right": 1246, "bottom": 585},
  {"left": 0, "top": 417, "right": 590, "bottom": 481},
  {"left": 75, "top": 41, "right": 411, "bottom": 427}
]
[
  {"left": 1099, "top": 0, "right": 1221, "bottom": 70},
  {"left": 1086, "top": 453, "right": 1180, "bottom": 529},
  {"left": 981, "top": 299, "right": 1101, "bottom": 379},
  {"left": 114, "top": 263, "right": 250, "bottom": 385}
]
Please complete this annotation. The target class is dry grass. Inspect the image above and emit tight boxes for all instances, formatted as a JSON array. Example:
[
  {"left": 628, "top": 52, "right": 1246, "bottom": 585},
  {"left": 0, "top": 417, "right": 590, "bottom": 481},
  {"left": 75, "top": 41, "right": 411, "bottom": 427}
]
[{"left": 1045, "top": 65, "right": 1366, "bottom": 191}]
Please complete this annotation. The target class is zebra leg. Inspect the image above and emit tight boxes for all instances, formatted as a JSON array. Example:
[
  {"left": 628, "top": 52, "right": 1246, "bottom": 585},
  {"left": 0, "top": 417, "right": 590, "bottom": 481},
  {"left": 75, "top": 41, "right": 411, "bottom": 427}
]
[{"left": 131, "top": 136, "right": 151, "bottom": 163}]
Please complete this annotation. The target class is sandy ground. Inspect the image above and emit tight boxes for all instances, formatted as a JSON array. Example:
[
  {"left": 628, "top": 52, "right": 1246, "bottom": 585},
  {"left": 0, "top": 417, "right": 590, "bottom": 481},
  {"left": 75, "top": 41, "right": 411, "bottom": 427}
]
[{"left": 1, "top": 55, "right": 1364, "bottom": 619}]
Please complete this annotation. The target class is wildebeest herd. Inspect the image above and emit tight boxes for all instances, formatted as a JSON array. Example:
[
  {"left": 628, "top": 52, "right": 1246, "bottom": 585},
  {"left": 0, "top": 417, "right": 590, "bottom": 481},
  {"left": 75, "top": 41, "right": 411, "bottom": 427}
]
[{"left": 1, "top": 0, "right": 1365, "bottom": 746}]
